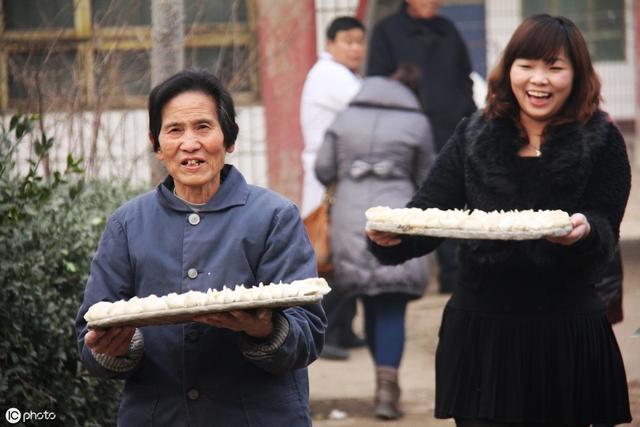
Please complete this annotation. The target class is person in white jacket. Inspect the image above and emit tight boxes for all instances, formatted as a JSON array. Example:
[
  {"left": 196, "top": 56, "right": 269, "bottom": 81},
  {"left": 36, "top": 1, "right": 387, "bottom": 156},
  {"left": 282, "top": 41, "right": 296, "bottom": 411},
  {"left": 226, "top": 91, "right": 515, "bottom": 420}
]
[
  {"left": 300, "top": 16, "right": 365, "bottom": 360},
  {"left": 300, "top": 17, "right": 365, "bottom": 218}
]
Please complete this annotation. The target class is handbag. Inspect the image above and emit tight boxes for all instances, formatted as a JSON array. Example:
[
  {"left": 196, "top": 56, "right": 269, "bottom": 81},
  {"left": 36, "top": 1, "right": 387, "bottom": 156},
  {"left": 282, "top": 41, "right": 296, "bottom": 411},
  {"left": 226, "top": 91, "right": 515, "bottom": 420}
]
[{"left": 303, "top": 188, "right": 334, "bottom": 275}]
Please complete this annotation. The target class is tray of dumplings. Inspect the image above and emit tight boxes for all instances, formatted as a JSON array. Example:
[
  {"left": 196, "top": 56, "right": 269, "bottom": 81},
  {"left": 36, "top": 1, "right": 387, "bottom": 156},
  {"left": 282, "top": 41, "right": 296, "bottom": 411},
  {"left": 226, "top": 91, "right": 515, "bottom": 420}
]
[
  {"left": 85, "top": 278, "right": 330, "bottom": 329},
  {"left": 365, "top": 207, "right": 573, "bottom": 240}
]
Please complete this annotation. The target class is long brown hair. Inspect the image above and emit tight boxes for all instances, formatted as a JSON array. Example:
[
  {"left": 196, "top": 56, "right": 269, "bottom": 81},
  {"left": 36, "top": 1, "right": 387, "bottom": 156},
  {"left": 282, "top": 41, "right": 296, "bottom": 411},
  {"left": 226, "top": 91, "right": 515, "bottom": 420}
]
[{"left": 485, "top": 14, "right": 601, "bottom": 126}]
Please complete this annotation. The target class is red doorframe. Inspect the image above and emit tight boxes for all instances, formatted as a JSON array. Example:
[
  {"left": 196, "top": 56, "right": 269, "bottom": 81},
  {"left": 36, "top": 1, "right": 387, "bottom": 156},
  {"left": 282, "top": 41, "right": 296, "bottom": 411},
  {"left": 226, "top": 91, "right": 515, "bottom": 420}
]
[
  {"left": 356, "top": 0, "right": 369, "bottom": 21},
  {"left": 257, "top": 0, "right": 368, "bottom": 203},
  {"left": 635, "top": 0, "right": 640, "bottom": 165},
  {"left": 256, "top": 0, "right": 317, "bottom": 203}
]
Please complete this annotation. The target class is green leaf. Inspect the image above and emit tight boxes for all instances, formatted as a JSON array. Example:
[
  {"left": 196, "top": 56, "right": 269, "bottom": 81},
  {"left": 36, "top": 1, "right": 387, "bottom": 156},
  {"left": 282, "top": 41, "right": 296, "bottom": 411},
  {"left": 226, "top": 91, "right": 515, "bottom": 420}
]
[
  {"left": 9, "top": 114, "right": 19, "bottom": 131},
  {"left": 63, "top": 260, "right": 77, "bottom": 273}
]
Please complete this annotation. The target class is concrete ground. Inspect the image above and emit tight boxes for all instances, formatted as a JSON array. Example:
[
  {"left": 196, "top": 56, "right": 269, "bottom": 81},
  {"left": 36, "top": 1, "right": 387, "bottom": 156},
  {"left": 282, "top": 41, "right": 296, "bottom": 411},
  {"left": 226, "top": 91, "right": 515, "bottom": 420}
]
[{"left": 309, "top": 165, "right": 640, "bottom": 427}]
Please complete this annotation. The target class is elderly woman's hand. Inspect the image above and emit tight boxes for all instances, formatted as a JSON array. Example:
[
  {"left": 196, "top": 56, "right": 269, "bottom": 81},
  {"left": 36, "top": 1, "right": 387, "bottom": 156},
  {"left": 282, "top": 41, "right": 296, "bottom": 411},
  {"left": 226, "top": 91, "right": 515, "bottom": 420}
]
[
  {"left": 194, "top": 308, "right": 274, "bottom": 339},
  {"left": 85, "top": 326, "right": 136, "bottom": 357},
  {"left": 366, "top": 229, "right": 403, "bottom": 247},
  {"left": 546, "top": 213, "right": 591, "bottom": 246}
]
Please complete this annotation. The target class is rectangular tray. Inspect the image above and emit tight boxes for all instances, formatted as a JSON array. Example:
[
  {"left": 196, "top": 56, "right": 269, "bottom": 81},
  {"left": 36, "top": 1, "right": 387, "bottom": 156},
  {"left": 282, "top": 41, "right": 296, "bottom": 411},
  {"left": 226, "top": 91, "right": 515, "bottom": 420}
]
[
  {"left": 366, "top": 221, "right": 573, "bottom": 241},
  {"left": 87, "top": 294, "right": 323, "bottom": 329}
]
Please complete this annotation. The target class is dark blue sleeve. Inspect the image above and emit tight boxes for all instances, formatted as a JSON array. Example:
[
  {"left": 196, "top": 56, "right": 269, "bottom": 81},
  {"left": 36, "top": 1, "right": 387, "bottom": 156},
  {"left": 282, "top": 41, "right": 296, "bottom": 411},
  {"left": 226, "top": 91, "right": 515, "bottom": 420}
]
[
  {"left": 248, "top": 202, "right": 327, "bottom": 374},
  {"left": 75, "top": 214, "right": 139, "bottom": 380}
]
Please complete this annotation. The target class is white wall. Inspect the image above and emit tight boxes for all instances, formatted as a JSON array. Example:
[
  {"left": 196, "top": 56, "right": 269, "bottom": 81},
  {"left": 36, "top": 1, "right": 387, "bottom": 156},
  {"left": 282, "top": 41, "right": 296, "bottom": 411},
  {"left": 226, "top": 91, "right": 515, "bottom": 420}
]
[
  {"left": 314, "top": 0, "right": 360, "bottom": 55},
  {"left": 10, "top": 104, "right": 268, "bottom": 187}
]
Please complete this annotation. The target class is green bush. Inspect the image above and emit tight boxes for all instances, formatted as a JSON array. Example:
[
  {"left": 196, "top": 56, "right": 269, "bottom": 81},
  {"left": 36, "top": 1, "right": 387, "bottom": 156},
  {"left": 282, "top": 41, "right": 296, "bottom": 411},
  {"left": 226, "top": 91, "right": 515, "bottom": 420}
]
[{"left": 0, "top": 114, "right": 143, "bottom": 425}]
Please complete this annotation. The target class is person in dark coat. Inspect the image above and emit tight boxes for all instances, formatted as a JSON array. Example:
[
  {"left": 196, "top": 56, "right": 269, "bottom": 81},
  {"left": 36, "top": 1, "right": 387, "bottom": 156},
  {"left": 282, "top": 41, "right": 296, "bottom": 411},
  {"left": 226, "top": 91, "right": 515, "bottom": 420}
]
[
  {"left": 76, "top": 70, "right": 326, "bottom": 426},
  {"left": 367, "top": 0, "right": 477, "bottom": 294},
  {"left": 315, "top": 64, "right": 435, "bottom": 420},
  {"left": 367, "top": 15, "right": 631, "bottom": 426}
]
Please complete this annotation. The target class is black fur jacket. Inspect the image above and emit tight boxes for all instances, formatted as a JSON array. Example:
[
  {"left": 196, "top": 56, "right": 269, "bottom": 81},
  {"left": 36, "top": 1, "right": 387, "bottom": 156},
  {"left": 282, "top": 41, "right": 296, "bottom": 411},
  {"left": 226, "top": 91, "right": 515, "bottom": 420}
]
[{"left": 370, "top": 110, "right": 631, "bottom": 291}]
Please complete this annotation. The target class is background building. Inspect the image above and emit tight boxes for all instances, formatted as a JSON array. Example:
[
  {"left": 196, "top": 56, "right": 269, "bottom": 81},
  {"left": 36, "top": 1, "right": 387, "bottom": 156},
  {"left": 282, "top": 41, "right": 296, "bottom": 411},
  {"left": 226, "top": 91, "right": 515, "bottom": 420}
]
[{"left": 2, "top": 0, "right": 638, "bottom": 203}]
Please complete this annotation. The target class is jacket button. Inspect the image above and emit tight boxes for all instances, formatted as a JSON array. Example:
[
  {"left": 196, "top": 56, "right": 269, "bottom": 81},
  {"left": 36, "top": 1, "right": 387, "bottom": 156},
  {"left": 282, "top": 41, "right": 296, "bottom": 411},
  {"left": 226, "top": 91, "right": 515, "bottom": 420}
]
[
  {"left": 188, "top": 213, "right": 200, "bottom": 225},
  {"left": 187, "top": 388, "right": 199, "bottom": 400},
  {"left": 187, "top": 268, "right": 198, "bottom": 279}
]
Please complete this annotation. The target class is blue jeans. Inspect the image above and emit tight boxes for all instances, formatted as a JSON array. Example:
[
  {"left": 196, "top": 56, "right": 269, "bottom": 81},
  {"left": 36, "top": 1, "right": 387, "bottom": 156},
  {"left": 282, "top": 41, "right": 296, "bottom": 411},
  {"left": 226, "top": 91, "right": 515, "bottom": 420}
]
[{"left": 362, "top": 293, "right": 410, "bottom": 368}]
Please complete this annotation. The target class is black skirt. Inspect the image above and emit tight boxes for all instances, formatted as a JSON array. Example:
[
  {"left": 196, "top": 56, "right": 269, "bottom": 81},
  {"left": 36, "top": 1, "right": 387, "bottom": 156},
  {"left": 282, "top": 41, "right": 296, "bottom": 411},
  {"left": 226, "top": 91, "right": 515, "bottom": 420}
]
[{"left": 434, "top": 304, "right": 632, "bottom": 424}]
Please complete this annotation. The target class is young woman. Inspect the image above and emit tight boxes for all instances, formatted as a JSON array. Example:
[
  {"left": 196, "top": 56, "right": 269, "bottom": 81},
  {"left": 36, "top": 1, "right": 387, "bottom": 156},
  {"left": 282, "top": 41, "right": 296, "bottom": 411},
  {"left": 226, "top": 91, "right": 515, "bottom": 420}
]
[{"left": 367, "top": 15, "right": 632, "bottom": 427}]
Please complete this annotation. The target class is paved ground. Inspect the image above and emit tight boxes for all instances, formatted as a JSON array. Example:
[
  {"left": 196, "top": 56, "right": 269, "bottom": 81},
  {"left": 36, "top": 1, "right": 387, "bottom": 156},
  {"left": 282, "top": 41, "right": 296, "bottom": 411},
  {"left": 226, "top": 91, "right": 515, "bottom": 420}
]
[{"left": 308, "top": 164, "right": 640, "bottom": 426}]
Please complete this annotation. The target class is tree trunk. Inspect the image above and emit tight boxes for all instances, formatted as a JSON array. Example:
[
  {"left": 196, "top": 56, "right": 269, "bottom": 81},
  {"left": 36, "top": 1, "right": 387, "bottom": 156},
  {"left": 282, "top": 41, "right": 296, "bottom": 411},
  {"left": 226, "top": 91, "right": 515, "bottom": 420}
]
[{"left": 148, "top": 0, "right": 185, "bottom": 185}]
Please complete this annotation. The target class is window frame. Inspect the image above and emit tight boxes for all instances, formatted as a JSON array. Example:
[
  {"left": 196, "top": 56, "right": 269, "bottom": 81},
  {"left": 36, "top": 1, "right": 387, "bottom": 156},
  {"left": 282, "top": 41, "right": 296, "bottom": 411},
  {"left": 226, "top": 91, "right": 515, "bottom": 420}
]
[
  {"left": 520, "top": 0, "right": 626, "bottom": 62},
  {"left": 0, "top": 0, "right": 259, "bottom": 111}
]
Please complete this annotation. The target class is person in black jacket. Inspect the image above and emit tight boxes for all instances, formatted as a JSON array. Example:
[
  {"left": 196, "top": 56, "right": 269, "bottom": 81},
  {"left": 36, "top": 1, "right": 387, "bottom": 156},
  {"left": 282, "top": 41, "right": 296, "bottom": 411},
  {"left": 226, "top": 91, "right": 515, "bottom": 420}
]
[
  {"left": 367, "top": 0, "right": 477, "bottom": 294},
  {"left": 367, "top": 15, "right": 631, "bottom": 427}
]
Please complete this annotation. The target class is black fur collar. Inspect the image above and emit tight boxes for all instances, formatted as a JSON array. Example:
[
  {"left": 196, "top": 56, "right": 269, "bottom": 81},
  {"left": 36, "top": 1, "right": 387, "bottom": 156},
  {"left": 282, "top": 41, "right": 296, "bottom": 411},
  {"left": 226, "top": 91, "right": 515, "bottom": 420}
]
[{"left": 464, "top": 111, "right": 609, "bottom": 212}]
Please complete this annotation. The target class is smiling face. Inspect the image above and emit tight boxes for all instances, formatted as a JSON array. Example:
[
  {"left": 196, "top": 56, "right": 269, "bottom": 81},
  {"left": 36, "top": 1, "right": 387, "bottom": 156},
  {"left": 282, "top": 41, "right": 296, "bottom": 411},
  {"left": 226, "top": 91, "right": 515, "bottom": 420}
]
[
  {"left": 509, "top": 51, "right": 574, "bottom": 132},
  {"left": 326, "top": 27, "right": 366, "bottom": 72},
  {"left": 154, "top": 90, "right": 234, "bottom": 204}
]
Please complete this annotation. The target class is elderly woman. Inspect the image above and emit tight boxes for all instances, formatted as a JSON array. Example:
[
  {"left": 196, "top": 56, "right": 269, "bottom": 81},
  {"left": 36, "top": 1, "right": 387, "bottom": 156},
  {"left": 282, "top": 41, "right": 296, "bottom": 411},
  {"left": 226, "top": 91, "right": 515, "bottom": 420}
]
[{"left": 76, "top": 69, "right": 326, "bottom": 426}]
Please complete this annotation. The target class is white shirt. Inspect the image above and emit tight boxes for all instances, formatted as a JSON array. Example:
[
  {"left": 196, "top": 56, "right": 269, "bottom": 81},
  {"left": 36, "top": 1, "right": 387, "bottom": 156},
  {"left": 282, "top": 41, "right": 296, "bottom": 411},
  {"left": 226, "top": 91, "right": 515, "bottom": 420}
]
[{"left": 299, "top": 52, "right": 362, "bottom": 218}]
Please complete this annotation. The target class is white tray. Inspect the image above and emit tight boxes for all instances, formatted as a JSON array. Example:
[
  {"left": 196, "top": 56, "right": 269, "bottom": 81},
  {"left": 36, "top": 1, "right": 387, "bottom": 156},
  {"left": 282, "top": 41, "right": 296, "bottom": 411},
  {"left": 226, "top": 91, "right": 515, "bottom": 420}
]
[
  {"left": 87, "top": 294, "right": 323, "bottom": 329},
  {"left": 366, "top": 221, "right": 573, "bottom": 241}
]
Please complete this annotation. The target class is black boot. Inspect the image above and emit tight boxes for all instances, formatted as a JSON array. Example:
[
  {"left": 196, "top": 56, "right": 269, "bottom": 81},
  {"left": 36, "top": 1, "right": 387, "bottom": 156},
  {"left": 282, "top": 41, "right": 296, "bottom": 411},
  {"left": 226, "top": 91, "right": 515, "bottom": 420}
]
[{"left": 374, "top": 366, "right": 403, "bottom": 420}]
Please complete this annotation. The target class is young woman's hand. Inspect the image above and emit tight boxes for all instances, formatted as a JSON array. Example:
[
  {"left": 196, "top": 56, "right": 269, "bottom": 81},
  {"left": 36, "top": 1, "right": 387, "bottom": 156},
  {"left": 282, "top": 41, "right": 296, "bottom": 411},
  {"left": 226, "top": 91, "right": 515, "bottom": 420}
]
[
  {"left": 546, "top": 213, "right": 591, "bottom": 246},
  {"left": 366, "top": 229, "right": 403, "bottom": 247}
]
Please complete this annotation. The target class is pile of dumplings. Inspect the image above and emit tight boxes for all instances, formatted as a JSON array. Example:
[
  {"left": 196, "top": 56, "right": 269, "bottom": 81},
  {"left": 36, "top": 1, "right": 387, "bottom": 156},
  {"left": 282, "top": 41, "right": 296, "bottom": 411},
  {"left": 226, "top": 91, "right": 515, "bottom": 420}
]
[
  {"left": 84, "top": 277, "right": 330, "bottom": 322},
  {"left": 365, "top": 206, "right": 571, "bottom": 232}
]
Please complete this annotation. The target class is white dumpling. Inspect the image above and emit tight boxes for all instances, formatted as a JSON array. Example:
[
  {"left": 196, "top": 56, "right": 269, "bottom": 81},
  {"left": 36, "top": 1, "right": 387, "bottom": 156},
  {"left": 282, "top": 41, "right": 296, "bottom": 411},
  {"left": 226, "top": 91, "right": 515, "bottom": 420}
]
[
  {"left": 184, "top": 290, "right": 207, "bottom": 307},
  {"left": 123, "top": 296, "right": 144, "bottom": 314},
  {"left": 108, "top": 300, "right": 129, "bottom": 316},
  {"left": 166, "top": 292, "right": 187, "bottom": 309},
  {"left": 141, "top": 294, "right": 168, "bottom": 312},
  {"left": 282, "top": 283, "right": 300, "bottom": 298},
  {"left": 206, "top": 288, "right": 220, "bottom": 305},
  {"left": 84, "top": 301, "right": 113, "bottom": 321},
  {"left": 219, "top": 286, "right": 235, "bottom": 303}
]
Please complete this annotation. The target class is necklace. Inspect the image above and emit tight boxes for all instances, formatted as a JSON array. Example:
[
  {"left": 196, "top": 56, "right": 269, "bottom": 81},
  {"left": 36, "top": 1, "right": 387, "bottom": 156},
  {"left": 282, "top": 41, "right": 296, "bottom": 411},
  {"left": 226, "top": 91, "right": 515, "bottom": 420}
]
[
  {"left": 532, "top": 145, "right": 541, "bottom": 157},
  {"left": 528, "top": 143, "right": 541, "bottom": 157}
]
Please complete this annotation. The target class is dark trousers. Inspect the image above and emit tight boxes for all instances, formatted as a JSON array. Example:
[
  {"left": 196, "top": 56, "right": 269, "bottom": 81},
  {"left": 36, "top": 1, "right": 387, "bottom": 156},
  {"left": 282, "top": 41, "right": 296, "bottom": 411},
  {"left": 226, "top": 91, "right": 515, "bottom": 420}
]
[
  {"left": 436, "top": 239, "right": 460, "bottom": 293},
  {"left": 322, "top": 284, "right": 357, "bottom": 346},
  {"left": 362, "top": 293, "right": 409, "bottom": 368}
]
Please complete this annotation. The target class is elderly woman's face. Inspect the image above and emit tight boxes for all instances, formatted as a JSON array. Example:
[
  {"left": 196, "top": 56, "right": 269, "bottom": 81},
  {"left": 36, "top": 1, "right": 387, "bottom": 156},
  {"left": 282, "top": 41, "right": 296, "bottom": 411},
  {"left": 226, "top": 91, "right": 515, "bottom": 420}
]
[{"left": 155, "top": 90, "right": 234, "bottom": 203}]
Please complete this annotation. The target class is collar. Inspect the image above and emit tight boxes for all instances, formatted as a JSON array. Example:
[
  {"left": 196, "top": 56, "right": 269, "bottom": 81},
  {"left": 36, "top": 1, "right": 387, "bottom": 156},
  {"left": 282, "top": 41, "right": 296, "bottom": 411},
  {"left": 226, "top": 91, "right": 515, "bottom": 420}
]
[
  {"left": 464, "top": 111, "right": 609, "bottom": 208},
  {"left": 319, "top": 52, "right": 361, "bottom": 78},
  {"left": 156, "top": 164, "right": 249, "bottom": 213}
]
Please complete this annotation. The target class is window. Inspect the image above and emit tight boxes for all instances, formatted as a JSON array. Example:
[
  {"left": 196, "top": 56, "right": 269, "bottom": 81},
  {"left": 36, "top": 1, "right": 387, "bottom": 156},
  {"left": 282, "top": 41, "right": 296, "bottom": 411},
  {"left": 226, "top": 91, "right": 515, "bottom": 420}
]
[
  {"left": 4, "top": 0, "right": 75, "bottom": 29},
  {"left": 0, "top": 0, "right": 257, "bottom": 111},
  {"left": 92, "top": 0, "right": 151, "bottom": 27},
  {"left": 521, "top": 0, "right": 625, "bottom": 61},
  {"left": 7, "top": 50, "right": 78, "bottom": 103}
]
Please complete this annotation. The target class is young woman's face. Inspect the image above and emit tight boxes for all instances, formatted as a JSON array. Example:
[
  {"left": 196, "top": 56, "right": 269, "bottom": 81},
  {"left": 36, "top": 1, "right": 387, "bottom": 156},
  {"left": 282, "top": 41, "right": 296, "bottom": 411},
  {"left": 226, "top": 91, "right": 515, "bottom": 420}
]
[{"left": 509, "top": 51, "right": 574, "bottom": 127}]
